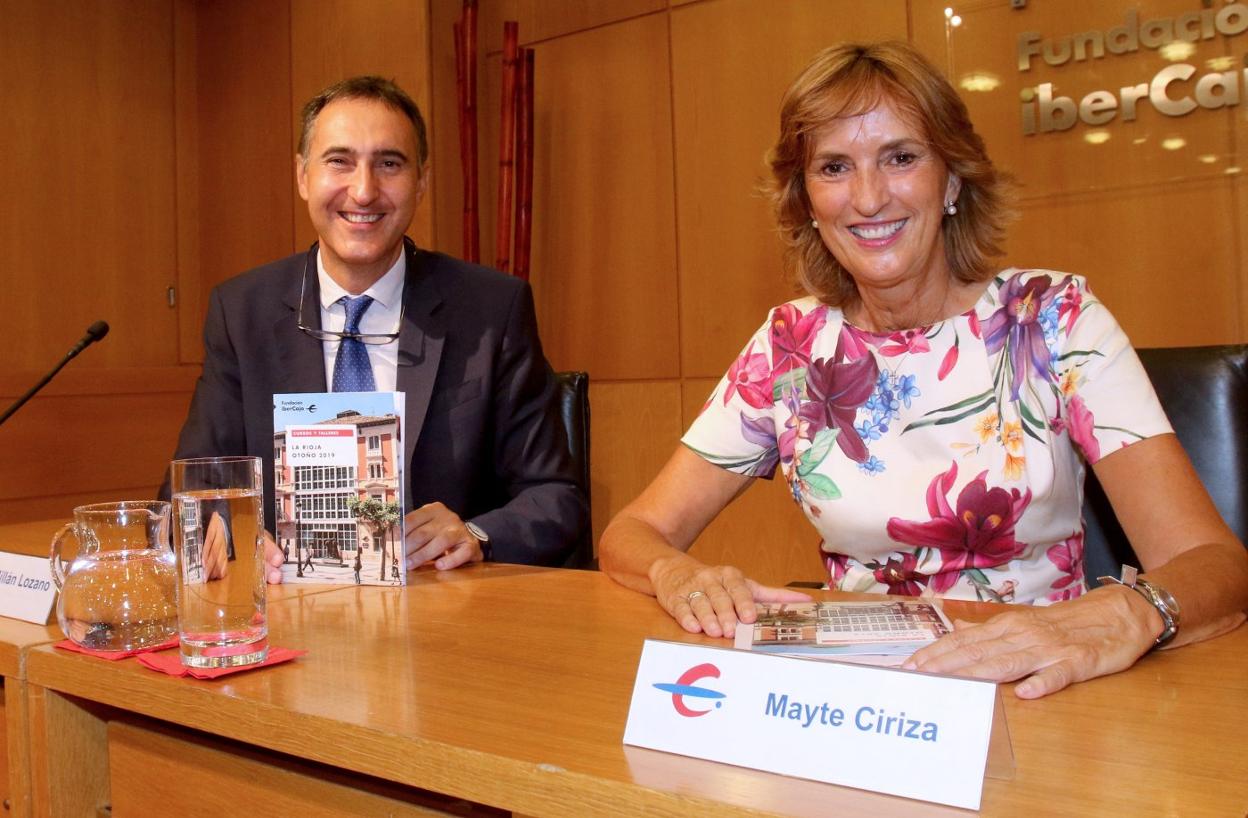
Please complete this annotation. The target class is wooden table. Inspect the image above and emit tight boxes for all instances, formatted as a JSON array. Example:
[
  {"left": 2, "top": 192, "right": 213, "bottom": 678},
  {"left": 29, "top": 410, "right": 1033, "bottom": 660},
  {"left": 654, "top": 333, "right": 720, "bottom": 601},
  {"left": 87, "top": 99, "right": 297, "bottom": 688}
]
[
  {"left": 0, "top": 519, "right": 60, "bottom": 559},
  {"left": 6, "top": 564, "right": 1246, "bottom": 817},
  {"left": 0, "top": 520, "right": 62, "bottom": 815},
  {"left": 0, "top": 618, "right": 60, "bottom": 817}
]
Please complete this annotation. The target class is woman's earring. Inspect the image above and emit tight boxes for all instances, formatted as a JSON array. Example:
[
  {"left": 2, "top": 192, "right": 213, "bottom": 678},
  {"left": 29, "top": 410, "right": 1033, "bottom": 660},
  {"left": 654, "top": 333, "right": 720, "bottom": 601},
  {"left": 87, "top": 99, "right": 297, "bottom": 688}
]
[
  {"left": 811, "top": 219, "right": 819, "bottom": 228},
  {"left": 943, "top": 202, "right": 957, "bottom": 216}
]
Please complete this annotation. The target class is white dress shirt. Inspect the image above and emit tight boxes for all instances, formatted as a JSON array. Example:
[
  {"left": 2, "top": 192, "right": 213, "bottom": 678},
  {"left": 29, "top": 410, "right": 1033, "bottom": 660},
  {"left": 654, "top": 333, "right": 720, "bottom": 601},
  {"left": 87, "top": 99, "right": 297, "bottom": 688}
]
[{"left": 316, "top": 250, "right": 405, "bottom": 392}]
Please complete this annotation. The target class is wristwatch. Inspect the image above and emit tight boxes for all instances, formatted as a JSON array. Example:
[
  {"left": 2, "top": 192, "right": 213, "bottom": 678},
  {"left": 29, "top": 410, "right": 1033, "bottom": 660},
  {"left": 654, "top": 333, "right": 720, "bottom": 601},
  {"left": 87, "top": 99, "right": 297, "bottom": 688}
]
[
  {"left": 1098, "top": 565, "right": 1180, "bottom": 648},
  {"left": 465, "top": 521, "right": 492, "bottom": 561}
]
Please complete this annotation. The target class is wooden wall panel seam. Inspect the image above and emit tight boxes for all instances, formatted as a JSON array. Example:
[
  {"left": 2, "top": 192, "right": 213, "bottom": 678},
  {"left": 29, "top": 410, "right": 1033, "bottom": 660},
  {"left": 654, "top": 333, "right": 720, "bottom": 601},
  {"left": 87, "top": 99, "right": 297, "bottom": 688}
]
[
  {"left": 663, "top": 7, "right": 685, "bottom": 382},
  {"left": 288, "top": 5, "right": 300, "bottom": 261},
  {"left": 1230, "top": 177, "right": 1246, "bottom": 339}
]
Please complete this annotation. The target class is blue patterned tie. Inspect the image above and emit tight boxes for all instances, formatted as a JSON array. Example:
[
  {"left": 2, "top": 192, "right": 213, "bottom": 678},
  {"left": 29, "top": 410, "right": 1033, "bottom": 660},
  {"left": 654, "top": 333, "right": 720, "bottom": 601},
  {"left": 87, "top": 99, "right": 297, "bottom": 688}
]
[{"left": 332, "top": 296, "right": 376, "bottom": 392}]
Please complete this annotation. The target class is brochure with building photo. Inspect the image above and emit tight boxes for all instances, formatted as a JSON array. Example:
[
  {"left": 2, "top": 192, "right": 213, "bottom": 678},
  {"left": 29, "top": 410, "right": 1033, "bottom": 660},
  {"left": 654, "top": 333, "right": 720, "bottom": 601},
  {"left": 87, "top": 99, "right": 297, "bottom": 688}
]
[
  {"left": 734, "top": 600, "right": 954, "bottom": 667},
  {"left": 273, "top": 392, "right": 406, "bottom": 586}
]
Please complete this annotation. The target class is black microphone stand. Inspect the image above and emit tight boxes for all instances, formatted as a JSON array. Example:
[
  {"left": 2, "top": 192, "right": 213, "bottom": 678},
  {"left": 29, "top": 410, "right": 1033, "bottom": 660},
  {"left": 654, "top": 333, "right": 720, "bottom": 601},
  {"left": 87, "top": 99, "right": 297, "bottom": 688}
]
[{"left": 0, "top": 321, "right": 110, "bottom": 427}]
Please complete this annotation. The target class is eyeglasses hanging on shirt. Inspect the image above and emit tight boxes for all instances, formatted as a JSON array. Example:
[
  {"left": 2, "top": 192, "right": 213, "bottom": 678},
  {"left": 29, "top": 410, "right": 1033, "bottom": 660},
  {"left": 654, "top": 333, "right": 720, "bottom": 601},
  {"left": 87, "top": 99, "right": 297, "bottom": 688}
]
[{"left": 295, "top": 241, "right": 405, "bottom": 345}]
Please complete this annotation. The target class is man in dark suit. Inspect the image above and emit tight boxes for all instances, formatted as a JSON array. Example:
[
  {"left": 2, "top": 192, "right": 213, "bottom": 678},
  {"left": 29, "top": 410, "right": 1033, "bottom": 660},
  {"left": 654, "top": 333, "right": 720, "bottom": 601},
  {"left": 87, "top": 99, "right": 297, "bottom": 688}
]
[{"left": 168, "top": 76, "right": 586, "bottom": 579}]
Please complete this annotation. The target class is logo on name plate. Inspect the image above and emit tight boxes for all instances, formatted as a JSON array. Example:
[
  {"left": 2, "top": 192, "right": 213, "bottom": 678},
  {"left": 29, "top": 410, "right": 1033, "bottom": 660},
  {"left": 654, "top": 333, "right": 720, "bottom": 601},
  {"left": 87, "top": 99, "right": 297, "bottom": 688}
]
[{"left": 652, "top": 663, "right": 725, "bottom": 717}]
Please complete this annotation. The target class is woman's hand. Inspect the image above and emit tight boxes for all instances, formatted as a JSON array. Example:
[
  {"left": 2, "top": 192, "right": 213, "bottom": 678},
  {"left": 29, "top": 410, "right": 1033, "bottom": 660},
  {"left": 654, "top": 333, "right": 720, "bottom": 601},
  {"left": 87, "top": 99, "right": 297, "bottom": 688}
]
[
  {"left": 902, "top": 585, "right": 1160, "bottom": 698},
  {"left": 650, "top": 555, "right": 810, "bottom": 638}
]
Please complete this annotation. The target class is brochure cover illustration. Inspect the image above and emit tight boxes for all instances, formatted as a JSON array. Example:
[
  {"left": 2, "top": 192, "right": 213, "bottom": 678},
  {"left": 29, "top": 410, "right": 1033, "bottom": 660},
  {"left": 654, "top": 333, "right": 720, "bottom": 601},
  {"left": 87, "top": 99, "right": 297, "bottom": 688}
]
[
  {"left": 734, "top": 600, "right": 954, "bottom": 666},
  {"left": 273, "top": 392, "right": 406, "bottom": 586}
]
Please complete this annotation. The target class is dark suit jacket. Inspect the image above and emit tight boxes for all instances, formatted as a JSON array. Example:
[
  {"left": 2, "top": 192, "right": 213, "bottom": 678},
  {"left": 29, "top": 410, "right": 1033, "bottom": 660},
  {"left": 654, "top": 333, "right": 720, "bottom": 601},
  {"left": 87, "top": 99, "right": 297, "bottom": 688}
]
[{"left": 166, "top": 242, "right": 587, "bottom": 566}]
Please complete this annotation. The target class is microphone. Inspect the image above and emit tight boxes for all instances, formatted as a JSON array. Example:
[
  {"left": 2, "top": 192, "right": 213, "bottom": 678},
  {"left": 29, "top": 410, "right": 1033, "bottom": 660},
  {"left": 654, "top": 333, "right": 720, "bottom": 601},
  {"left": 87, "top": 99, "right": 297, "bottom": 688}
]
[{"left": 0, "top": 320, "right": 110, "bottom": 427}]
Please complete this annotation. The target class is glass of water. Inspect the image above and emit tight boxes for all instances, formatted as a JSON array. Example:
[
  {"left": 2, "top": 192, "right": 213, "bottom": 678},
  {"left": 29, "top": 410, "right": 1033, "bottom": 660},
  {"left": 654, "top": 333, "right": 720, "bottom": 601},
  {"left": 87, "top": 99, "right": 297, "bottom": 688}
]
[{"left": 170, "top": 456, "right": 268, "bottom": 668}]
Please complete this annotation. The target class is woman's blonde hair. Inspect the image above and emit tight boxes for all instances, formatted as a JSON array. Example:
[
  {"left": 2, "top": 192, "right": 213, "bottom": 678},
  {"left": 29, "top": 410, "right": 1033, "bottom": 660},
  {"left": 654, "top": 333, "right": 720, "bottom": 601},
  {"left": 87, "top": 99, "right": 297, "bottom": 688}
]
[{"left": 767, "top": 41, "right": 1011, "bottom": 305}]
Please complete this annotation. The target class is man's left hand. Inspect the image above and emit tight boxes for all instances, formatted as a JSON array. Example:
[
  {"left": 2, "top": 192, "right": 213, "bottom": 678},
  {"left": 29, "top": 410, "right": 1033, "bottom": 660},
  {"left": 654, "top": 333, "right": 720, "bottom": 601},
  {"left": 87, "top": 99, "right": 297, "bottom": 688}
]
[{"left": 404, "top": 502, "right": 484, "bottom": 571}]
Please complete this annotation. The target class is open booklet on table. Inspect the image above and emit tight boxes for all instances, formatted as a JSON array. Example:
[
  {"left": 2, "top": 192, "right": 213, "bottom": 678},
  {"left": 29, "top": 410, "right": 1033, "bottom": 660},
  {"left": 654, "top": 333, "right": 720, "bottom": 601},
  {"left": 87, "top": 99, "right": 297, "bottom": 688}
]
[{"left": 734, "top": 600, "right": 954, "bottom": 667}]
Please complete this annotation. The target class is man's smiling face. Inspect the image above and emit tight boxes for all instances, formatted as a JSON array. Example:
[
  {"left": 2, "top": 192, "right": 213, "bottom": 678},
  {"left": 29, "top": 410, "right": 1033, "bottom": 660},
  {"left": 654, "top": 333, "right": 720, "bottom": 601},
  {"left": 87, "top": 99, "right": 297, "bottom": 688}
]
[{"left": 296, "top": 97, "right": 426, "bottom": 289}]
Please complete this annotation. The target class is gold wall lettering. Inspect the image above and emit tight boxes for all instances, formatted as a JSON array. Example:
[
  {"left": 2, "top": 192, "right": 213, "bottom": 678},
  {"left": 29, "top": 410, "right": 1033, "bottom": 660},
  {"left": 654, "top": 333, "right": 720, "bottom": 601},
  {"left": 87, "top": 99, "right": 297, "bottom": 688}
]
[{"left": 1016, "top": 3, "right": 1248, "bottom": 134}]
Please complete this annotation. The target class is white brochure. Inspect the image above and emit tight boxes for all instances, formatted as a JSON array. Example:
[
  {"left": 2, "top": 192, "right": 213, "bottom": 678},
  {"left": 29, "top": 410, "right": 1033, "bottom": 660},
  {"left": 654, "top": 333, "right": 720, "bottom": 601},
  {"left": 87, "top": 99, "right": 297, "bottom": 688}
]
[
  {"left": 0, "top": 551, "right": 56, "bottom": 624},
  {"left": 624, "top": 639, "right": 998, "bottom": 810},
  {"left": 274, "top": 392, "right": 407, "bottom": 586}
]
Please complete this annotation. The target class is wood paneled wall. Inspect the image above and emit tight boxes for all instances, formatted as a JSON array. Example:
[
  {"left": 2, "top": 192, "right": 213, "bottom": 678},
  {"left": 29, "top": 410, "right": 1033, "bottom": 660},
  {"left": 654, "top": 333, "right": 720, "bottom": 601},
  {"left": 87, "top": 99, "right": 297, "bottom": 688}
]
[
  {"left": 431, "top": 0, "right": 1248, "bottom": 586},
  {"left": 431, "top": 0, "right": 914, "bottom": 585},
  {"left": 0, "top": 0, "right": 432, "bottom": 526},
  {"left": 0, "top": 0, "right": 193, "bottom": 523}
]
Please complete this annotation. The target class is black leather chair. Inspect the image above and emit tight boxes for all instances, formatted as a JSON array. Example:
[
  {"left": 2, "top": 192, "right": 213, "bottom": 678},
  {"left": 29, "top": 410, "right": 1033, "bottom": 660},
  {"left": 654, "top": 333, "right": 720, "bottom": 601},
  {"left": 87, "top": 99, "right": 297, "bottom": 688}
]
[
  {"left": 554, "top": 371, "right": 594, "bottom": 569},
  {"left": 1083, "top": 345, "right": 1248, "bottom": 584}
]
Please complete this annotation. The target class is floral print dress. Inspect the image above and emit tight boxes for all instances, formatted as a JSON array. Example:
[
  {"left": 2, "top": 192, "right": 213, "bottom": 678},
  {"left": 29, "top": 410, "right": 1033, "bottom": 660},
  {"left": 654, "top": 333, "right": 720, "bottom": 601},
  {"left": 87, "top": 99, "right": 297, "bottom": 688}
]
[{"left": 683, "top": 269, "right": 1172, "bottom": 605}]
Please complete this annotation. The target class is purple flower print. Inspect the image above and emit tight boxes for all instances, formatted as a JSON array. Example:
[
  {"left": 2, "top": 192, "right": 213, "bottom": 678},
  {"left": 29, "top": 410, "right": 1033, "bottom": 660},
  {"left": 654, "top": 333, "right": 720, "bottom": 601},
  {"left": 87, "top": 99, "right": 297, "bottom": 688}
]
[
  {"left": 982, "top": 274, "right": 1058, "bottom": 401},
  {"left": 739, "top": 414, "right": 780, "bottom": 475}
]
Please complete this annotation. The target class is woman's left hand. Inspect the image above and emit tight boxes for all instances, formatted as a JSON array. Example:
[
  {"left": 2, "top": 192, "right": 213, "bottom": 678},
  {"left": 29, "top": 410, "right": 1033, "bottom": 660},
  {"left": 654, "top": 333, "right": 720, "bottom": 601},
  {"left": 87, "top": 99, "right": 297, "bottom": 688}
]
[{"left": 902, "top": 585, "right": 1161, "bottom": 698}]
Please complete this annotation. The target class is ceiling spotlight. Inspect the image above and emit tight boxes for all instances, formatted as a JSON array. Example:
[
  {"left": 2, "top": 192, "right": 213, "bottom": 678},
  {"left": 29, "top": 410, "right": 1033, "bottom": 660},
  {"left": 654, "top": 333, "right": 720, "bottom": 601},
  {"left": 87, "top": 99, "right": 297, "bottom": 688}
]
[
  {"left": 1083, "top": 130, "right": 1111, "bottom": 145},
  {"left": 959, "top": 72, "right": 1000, "bottom": 92},
  {"left": 1207, "top": 56, "right": 1236, "bottom": 71},
  {"left": 1161, "top": 137, "right": 1187, "bottom": 151},
  {"left": 1159, "top": 41, "right": 1196, "bottom": 62},
  {"left": 1198, "top": 154, "right": 1219, "bottom": 164}
]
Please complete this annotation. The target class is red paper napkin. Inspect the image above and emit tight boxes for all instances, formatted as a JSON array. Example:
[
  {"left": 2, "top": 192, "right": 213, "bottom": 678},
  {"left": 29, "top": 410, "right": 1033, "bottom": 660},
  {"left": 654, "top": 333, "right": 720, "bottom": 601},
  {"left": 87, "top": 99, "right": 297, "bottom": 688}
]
[
  {"left": 136, "top": 647, "right": 307, "bottom": 679},
  {"left": 55, "top": 637, "right": 181, "bottom": 660}
]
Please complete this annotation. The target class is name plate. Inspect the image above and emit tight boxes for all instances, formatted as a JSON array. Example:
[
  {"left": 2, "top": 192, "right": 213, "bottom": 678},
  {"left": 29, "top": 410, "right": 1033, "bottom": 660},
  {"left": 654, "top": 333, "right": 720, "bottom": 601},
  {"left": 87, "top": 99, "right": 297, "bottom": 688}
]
[
  {"left": 623, "top": 639, "right": 997, "bottom": 810},
  {"left": 0, "top": 551, "right": 56, "bottom": 624}
]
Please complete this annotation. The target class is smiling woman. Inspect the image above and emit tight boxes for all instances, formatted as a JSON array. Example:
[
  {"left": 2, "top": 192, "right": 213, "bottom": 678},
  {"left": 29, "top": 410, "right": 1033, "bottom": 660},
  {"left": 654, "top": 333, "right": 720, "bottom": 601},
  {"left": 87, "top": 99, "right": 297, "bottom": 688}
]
[
  {"left": 599, "top": 41, "right": 1248, "bottom": 701},
  {"left": 802, "top": 104, "right": 961, "bottom": 329}
]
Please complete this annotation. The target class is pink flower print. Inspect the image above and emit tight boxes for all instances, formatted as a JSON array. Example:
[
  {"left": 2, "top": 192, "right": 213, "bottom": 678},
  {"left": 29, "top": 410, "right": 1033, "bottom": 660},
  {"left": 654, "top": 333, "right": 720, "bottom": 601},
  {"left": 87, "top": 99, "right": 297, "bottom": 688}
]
[
  {"left": 836, "top": 323, "right": 873, "bottom": 362},
  {"left": 770, "top": 303, "right": 826, "bottom": 374},
  {"left": 724, "top": 341, "right": 772, "bottom": 409},
  {"left": 1057, "top": 281, "right": 1082, "bottom": 337},
  {"left": 826, "top": 552, "right": 851, "bottom": 587},
  {"left": 1046, "top": 531, "right": 1086, "bottom": 601},
  {"left": 1066, "top": 394, "right": 1101, "bottom": 463},
  {"left": 886, "top": 461, "right": 1033, "bottom": 590},
  {"left": 877, "top": 328, "right": 931, "bottom": 357},
  {"left": 967, "top": 310, "right": 982, "bottom": 339},
  {"left": 872, "top": 552, "right": 929, "bottom": 596},
  {"left": 937, "top": 333, "right": 959, "bottom": 381}
]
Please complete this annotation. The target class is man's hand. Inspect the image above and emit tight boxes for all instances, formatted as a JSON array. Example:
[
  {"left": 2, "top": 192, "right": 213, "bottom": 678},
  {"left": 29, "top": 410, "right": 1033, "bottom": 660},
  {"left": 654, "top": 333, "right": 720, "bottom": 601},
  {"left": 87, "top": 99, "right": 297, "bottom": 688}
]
[
  {"left": 262, "top": 532, "right": 284, "bottom": 584},
  {"left": 203, "top": 512, "right": 230, "bottom": 581},
  {"left": 404, "top": 502, "right": 483, "bottom": 571}
]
